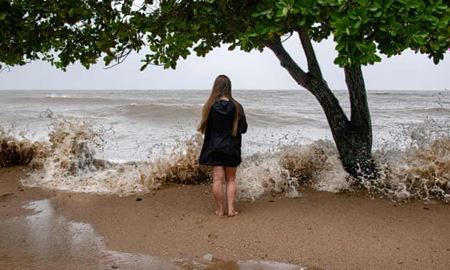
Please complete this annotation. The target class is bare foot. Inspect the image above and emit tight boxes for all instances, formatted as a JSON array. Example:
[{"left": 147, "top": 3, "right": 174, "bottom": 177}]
[
  {"left": 215, "top": 210, "right": 225, "bottom": 217},
  {"left": 227, "top": 210, "right": 239, "bottom": 217}
]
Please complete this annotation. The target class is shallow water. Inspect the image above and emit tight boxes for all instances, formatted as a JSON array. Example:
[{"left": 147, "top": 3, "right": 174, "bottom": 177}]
[{"left": 0, "top": 199, "right": 308, "bottom": 270}]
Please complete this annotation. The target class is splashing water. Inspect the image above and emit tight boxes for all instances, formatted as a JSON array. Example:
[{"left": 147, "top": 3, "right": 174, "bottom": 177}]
[
  {"left": 368, "top": 120, "right": 450, "bottom": 202},
  {"left": 0, "top": 124, "right": 49, "bottom": 168},
  {"left": 237, "top": 141, "right": 350, "bottom": 200},
  {"left": 1, "top": 112, "right": 449, "bottom": 202},
  {"left": 19, "top": 112, "right": 158, "bottom": 195},
  {"left": 146, "top": 134, "right": 210, "bottom": 185}
]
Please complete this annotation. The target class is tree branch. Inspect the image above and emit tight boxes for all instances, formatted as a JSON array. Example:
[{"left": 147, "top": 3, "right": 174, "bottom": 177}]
[
  {"left": 0, "top": 65, "right": 11, "bottom": 74},
  {"left": 104, "top": 49, "right": 132, "bottom": 70},
  {"left": 264, "top": 36, "right": 350, "bottom": 128},
  {"left": 281, "top": 32, "right": 293, "bottom": 43},
  {"left": 297, "top": 28, "right": 322, "bottom": 79},
  {"left": 263, "top": 37, "right": 309, "bottom": 88}
]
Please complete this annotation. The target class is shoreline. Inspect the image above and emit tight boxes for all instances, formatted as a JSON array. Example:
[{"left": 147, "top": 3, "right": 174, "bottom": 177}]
[{"left": 1, "top": 166, "right": 449, "bottom": 269}]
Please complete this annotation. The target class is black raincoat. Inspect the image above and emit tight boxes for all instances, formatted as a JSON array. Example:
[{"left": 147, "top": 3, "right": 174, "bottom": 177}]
[{"left": 199, "top": 100, "right": 247, "bottom": 167}]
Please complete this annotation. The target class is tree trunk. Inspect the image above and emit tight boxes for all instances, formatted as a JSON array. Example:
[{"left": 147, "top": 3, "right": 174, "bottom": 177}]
[
  {"left": 264, "top": 36, "right": 377, "bottom": 179},
  {"left": 341, "top": 65, "right": 376, "bottom": 178},
  {"left": 306, "top": 76, "right": 377, "bottom": 179}
]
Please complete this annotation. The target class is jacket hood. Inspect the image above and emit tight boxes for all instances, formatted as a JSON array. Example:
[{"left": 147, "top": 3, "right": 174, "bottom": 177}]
[{"left": 212, "top": 100, "right": 235, "bottom": 115}]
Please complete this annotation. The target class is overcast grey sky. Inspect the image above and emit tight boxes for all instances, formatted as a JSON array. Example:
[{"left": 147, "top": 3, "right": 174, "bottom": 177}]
[{"left": 0, "top": 37, "right": 449, "bottom": 90}]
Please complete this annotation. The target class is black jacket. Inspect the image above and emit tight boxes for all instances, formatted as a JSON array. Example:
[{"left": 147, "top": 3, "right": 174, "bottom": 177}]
[{"left": 199, "top": 100, "right": 247, "bottom": 167}]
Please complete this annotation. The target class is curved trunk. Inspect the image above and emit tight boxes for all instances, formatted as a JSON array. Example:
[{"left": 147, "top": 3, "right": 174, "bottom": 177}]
[
  {"left": 307, "top": 77, "right": 376, "bottom": 179},
  {"left": 264, "top": 35, "right": 377, "bottom": 179}
]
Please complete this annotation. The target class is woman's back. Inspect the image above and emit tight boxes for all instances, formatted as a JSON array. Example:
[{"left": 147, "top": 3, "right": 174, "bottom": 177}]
[
  {"left": 207, "top": 100, "right": 235, "bottom": 133},
  {"left": 199, "top": 99, "right": 247, "bottom": 167}
]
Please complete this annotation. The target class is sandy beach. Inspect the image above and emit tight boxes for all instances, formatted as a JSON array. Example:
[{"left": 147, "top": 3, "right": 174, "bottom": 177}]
[{"left": 1, "top": 166, "right": 449, "bottom": 270}]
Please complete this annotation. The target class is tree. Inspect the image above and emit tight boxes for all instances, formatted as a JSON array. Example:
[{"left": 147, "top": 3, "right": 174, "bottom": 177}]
[
  {"left": 0, "top": 0, "right": 141, "bottom": 70},
  {"left": 1, "top": 0, "right": 449, "bottom": 178}
]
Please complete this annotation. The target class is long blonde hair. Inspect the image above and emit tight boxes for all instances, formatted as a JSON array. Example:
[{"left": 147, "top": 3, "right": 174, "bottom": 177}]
[{"left": 198, "top": 75, "right": 242, "bottom": 136}]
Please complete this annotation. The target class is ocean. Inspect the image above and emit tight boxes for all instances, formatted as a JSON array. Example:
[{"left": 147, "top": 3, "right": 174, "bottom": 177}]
[{"left": 0, "top": 90, "right": 449, "bottom": 201}]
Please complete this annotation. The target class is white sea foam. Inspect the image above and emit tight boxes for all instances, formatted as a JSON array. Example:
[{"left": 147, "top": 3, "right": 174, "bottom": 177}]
[
  {"left": 2, "top": 112, "right": 447, "bottom": 202},
  {"left": 0, "top": 90, "right": 449, "bottom": 202},
  {"left": 45, "top": 94, "right": 74, "bottom": 99}
]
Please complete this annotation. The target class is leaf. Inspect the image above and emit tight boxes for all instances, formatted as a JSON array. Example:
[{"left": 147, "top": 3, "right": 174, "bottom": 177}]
[{"left": 334, "top": 55, "right": 348, "bottom": 66}]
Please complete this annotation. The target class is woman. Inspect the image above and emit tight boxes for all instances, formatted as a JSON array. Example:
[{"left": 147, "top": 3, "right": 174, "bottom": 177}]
[{"left": 198, "top": 75, "right": 247, "bottom": 217}]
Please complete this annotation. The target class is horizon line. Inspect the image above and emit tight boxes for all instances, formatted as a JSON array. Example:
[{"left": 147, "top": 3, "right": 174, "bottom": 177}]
[{"left": 0, "top": 88, "right": 448, "bottom": 92}]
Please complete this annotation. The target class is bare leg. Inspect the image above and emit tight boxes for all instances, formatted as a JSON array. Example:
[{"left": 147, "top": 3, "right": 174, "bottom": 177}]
[
  {"left": 212, "top": 166, "right": 225, "bottom": 217},
  {"left": 225, "top": 167, "right": 238, "bottom": 217}
]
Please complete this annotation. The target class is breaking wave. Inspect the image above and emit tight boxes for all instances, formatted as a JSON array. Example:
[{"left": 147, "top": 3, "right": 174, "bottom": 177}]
[
  {"left": 368, "top": 120, "right": 450, "bottom": 202},
  {"left": 45, "top": 94, "right": 76, "bottom": 99},
  {"left": 0, "top": 125, "right": 49, "bottom": 168},
  {"left": 0, "top": 112, "right": 449, "bottom": 202}
]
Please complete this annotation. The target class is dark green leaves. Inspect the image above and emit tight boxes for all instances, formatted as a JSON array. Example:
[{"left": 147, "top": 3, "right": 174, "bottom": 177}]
[
  {"left": 0, "top": 0, "right": 139, "bottom": 70},
  {"left": 1, "top": 0, "right": 448, "bottom": 70}
]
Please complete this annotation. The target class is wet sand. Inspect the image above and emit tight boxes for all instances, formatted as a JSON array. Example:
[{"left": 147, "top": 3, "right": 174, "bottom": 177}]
[{"left": 1, "top": 166, "right": 449, "bottom": 270}]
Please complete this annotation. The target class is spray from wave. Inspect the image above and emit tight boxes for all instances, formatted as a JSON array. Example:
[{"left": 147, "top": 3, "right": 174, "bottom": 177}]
[
  {"left": 0, "top": 111, "right": 449, "bottom": 202},
  {"left": 18, "top": 111, "right": 159, "bottom": 195},
  {"left": 367, "top": 119, "right": 450, "bottom": 202},
  {"left": 0, "top": 125, "right": 49, "bottom": 168},
  {"left": 237, "top": 141, "right": 350, "bottom": 200}
]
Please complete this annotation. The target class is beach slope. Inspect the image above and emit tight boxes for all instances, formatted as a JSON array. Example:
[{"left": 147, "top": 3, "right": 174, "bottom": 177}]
[{"left": 1, "top": 167, "right": 449, "bottom": 269}]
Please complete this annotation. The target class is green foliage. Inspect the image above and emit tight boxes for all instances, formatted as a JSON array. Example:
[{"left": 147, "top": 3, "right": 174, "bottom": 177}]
[
  {"left": 268, "top": 0, "right": 448, "bottom": 66},
  {"left": 0, "top": 0, "right": 142, "bottom": 70},
  {"left": 1, "top": 0, "right": 448, "bottom": 70}
]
